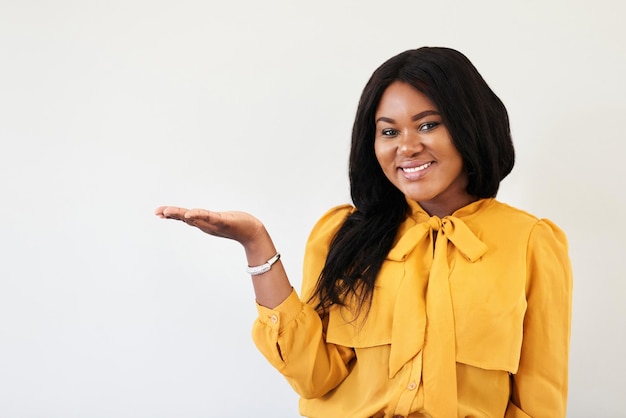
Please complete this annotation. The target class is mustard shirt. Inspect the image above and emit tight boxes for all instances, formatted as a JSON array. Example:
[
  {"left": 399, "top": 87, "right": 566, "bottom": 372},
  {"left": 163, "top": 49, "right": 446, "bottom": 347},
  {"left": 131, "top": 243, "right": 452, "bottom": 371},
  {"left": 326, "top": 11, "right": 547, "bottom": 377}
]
[{"left": 252, "top": 198, "right": 572, "bottom": 418}]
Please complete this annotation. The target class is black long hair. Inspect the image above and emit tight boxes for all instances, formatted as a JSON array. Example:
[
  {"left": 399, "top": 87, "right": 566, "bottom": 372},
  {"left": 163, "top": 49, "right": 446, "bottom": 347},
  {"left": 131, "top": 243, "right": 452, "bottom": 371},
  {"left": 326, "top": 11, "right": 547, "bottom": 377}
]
[{"left": 311, "top": 47, "right": 515, "bottom": 315}]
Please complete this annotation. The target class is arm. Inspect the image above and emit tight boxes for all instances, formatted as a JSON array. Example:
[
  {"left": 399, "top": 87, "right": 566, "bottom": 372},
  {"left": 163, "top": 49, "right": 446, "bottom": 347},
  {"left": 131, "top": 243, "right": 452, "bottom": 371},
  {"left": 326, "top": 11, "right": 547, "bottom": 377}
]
[
  {"left": 252, "top": 292, "right": 355, "bottom": 398},
  {"left": 155, "top": 206, "right": 292, "bottom": 308},
  {"left": 507, "top": 220, "right": 573, "bottom": 417},
  {"left": 252, "top": 205, "right": 356, "bottom": 398},
  {"left": 155, "top": 205, "right": 355, "bottom": 398}
]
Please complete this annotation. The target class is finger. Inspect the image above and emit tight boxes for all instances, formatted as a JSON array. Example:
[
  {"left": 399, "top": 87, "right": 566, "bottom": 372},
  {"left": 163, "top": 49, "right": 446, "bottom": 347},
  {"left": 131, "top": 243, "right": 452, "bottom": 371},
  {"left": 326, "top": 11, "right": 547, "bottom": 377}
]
[
  {"left": 184, "top": 209, "right": 223, "bottom": 230},
  {"left": 182, "top": 217, "right": 196, "bottom": 226},
  {"left": 184, "top": 208, "right": 214, "bottom": 219},
  {"left": 155, "top": 206, "right": 181, "bottom": 218},
  {"left": 160, "top": 206, "right": 190, "bottom": 221},
  {"left": 184, "top": 209, "right": 228, "bottom": 229},
  {"left": 184, "top": 210, "right": 232, "bottom": 235}
]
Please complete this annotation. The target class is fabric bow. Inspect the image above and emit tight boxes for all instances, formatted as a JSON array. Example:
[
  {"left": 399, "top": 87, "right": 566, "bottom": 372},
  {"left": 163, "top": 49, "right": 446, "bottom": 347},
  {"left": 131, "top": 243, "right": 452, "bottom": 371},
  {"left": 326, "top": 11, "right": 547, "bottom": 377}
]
[{"left": 387, "top": 214, "right": 487, "bottom": 417}]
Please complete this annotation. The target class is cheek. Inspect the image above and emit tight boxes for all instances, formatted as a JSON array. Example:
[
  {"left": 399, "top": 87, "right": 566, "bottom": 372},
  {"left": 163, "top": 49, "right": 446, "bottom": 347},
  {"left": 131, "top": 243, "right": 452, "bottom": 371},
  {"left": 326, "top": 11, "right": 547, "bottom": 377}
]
[
  {"left": 448, "top": 152, "right": 468, "bottom": 183},
  {"left": 451, "top": 150, "right": 465, "bottom": 172},
  {"left": 373, "top": 143, "right": 383, "bottom": 167},
  {"left": 440, "top": 139, "right": 464, "bottom": 169},
  {"left": 374, "top": 141, "right": 393, "bottom": 166}
]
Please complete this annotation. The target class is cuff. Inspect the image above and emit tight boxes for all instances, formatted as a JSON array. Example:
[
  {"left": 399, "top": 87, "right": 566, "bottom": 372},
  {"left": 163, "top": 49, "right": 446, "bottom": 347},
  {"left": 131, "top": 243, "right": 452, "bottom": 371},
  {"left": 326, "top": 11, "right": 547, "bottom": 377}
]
[{"left": 255, "top": 288, "right": 303, "bottom": 332}]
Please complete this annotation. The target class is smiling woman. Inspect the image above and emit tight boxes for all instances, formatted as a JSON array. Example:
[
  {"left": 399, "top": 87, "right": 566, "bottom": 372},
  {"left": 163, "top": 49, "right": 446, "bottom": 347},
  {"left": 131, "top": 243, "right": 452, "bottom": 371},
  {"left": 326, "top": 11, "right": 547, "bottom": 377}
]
[
  {"left": 156, "top": 47, "right": 572, "bottom": 418},
  {"left": 373, "top": 81, "right": 472, "bottom": 217}
]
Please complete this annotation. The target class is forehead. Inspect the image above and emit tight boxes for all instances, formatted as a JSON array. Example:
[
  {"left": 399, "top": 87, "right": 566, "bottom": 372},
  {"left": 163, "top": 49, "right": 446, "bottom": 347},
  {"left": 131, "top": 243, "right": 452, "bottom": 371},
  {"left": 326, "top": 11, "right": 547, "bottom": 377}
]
[{"left": 375, "top": 81, "right": 438, "bottom": 117}]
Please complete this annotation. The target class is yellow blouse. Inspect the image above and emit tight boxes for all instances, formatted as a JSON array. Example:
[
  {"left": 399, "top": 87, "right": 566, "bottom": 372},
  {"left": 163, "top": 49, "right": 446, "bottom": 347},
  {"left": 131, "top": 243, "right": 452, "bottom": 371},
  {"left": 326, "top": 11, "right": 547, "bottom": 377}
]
[{"left": 252, "top": 198, "right": 572, "bottom": 418}]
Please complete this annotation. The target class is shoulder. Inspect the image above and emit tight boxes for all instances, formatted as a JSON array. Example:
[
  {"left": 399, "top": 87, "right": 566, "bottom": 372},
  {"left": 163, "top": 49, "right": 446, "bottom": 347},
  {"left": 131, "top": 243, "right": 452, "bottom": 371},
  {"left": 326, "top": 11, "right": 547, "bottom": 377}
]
[
  {"left": 481, "top": 200, "right": 568, "bottom": 250},
  {"left": 477, "top": 200, "right": 559, "bottom": 233},
  {"left": 301, "top": 204, "right": 355, "bottom": 300},
  {"left": 527, "top": 218, "right": 569, "bottom": 257},
  {"left": 465, "top": 200, "right": 568, "bottom": 256},
  {"left": 306, "top": 204, "right": 355, "bottom": 245},
  {"left": 481, "top": 199, "right": 539, "bottom": 224}
]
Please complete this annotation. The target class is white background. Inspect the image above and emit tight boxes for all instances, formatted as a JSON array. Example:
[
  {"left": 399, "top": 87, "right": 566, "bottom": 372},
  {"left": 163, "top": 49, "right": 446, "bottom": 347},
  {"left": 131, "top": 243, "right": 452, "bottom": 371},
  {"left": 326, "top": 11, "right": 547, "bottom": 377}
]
[{"left": 1, "top": 1, "right": 624, "bottom": 417}]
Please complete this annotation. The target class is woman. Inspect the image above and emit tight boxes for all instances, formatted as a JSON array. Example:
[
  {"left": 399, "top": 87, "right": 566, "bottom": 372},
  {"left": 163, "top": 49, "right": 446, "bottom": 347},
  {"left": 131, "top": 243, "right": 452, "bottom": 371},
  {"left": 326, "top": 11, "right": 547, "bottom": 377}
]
[{"left": 156, "top": 47, "right": 572, "bottom": 418}]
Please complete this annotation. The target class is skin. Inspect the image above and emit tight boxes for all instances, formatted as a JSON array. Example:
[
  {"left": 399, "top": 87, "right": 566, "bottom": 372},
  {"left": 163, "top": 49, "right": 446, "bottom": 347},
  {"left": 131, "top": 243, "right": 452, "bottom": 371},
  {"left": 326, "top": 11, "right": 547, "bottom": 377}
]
[{"left": 374, "top": 81, "right": 476, "bottom": 217}]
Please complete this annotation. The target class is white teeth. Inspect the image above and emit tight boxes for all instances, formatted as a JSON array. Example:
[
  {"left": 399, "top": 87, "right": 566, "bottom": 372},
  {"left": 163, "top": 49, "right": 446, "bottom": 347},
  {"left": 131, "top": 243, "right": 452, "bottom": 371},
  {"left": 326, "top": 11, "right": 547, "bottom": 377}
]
[{"left": 402, "top": 162, "right": 432, "bottom": 172}]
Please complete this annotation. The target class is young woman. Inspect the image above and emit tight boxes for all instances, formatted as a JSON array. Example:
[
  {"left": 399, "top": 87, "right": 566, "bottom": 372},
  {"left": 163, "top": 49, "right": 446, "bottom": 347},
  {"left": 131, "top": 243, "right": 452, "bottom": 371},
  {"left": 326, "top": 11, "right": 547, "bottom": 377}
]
[{"left": 156, "top": 47, "right": 572, "bottom": 418}]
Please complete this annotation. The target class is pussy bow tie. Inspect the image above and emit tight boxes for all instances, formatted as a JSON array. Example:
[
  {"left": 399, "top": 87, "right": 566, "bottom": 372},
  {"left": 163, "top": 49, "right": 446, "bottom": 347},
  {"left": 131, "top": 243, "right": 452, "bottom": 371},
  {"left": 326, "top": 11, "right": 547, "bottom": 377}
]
[{"left": 387, "top": 215, "right": 487, "bottom": 417}]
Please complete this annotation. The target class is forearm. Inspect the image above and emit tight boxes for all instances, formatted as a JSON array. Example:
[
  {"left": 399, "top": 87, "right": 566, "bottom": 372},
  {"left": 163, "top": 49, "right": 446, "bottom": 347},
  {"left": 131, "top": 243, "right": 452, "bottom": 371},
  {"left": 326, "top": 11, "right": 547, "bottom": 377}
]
[
  {"left": 243, "top": 226, "right": 293, "bottom": 309},
  {"left": 156, "top": 206, "right": 294, "bottom": 309}
]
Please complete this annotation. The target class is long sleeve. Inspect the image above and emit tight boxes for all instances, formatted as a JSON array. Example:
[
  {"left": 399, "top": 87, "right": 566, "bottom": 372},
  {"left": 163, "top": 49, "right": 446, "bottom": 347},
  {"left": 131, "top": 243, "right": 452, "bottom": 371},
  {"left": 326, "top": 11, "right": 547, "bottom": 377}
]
[
  {"left": 251, "top": 206, "right": 355, "bottom": 399},
  {"left": 507, "top": 219, "right": 573, "bottom": 417},
  {"left": 252, "top": 291, "right": 355, "bottom": 398}
]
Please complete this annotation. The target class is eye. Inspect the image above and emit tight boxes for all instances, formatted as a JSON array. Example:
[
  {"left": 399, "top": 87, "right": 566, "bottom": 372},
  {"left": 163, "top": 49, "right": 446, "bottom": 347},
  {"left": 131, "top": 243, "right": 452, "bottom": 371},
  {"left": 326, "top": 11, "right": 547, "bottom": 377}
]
[
  {"left": 381, "top": 128, "right": 398, "bottom": 137},
  {"left": 418, "top": 121, "right": 440, "bottom": 132}
]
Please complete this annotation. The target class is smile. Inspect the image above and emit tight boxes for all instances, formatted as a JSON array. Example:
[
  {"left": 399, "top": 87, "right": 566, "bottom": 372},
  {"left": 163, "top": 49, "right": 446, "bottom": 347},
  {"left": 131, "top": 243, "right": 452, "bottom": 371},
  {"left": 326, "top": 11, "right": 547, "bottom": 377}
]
[{"left": 402, "top": 162, "right": 432, "bottom": 173}]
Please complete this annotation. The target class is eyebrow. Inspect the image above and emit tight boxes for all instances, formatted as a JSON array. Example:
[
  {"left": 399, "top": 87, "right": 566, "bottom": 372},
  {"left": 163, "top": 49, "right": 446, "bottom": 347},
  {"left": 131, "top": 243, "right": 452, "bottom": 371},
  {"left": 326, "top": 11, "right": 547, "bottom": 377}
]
[{"left": 375, "top": 110, "right": 440, "bottom": 124}]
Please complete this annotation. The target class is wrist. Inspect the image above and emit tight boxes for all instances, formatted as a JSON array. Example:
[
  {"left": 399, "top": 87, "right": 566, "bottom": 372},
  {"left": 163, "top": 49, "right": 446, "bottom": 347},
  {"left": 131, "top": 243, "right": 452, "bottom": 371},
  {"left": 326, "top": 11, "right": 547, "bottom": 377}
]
[
  {"left": 242, "top": 226, "right": 277, "bottom": 266},
  {"left": 247, "top": 252, "right": 281, "bottom": 276}
]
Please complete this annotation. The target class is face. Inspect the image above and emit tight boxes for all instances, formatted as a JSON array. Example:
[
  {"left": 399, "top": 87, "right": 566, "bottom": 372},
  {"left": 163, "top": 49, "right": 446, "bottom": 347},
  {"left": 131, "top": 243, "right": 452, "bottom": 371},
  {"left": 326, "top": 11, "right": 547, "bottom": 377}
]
[{"left": 374, "top": 81, "right": 474, "bottom": 217}]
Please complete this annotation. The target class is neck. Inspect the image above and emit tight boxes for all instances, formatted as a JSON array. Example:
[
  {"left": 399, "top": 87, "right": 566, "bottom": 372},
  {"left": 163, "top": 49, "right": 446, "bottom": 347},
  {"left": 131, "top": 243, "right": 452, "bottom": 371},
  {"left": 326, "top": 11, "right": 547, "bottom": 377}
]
[{"left": 418, "top": 194, "right": 478, "bottom": 218}]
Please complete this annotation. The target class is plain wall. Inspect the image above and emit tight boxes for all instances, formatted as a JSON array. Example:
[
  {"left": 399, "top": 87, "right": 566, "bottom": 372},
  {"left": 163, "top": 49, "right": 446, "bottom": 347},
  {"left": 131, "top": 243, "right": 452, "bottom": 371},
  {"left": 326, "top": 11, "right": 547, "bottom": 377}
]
[{"left": 1, "top": 1, "right": 624, "bottom": 416}]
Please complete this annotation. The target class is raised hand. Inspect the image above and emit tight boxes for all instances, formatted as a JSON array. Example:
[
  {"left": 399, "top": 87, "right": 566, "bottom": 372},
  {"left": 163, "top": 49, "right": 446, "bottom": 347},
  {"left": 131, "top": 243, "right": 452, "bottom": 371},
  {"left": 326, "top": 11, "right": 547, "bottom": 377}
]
[
  {"left": 155, "top": 205, "right": 293, "bottom": 308},
  {"left": 155, "top": 206, "right": 265, "bottom": 247}
]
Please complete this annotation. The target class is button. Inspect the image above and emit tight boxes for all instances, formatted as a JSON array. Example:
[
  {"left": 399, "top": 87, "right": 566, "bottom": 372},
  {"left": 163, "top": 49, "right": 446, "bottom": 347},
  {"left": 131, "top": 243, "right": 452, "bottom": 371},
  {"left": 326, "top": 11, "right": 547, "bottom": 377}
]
[
  {"left": 407, "top": 381, "right": 417, "bottom": 390},
  {"left": 269, "top": 315, "right": 278, "bottom": 323}
]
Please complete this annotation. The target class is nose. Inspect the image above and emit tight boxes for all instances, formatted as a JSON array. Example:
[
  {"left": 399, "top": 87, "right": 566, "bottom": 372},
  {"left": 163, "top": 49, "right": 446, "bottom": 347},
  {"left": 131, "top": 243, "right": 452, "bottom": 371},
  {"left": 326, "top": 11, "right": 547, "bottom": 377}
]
[{"left": 397, "top": 130, "right": 423, "bottom": 157}]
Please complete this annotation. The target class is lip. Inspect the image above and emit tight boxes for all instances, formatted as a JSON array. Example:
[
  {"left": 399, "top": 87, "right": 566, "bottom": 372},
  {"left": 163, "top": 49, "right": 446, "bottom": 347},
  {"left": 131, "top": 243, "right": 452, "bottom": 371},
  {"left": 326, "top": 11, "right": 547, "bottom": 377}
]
[{"left": 398, "top": 161, "right": 434, "bottom": 180}]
